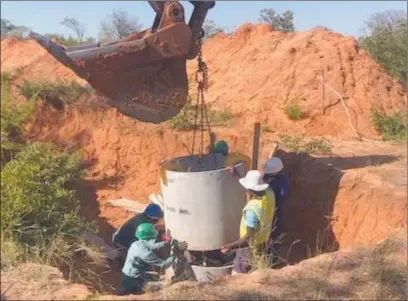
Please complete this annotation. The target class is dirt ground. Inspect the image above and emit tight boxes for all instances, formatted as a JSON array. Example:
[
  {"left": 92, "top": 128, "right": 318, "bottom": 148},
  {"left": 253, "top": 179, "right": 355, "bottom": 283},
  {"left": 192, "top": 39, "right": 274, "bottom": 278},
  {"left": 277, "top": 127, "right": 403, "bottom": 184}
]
[
  {"left": 1, "top": 22, "right": 407, "bottom": 300},
  {"left": 2, "top": 229, "right": 406, "bottom": 300}
]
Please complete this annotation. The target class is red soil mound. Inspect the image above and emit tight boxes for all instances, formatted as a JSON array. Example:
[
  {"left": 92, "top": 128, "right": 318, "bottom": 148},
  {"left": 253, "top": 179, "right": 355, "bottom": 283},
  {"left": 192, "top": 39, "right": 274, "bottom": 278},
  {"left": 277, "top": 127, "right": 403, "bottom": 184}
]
[
  {"left": 0, "top": 38, "right": 85, "bottom": 84},
  {"left": 187, "top": 23, "right": 406, "bottom": 138},
  {"left": 1, "top": 23, "right": 406, "bottom": 138}
]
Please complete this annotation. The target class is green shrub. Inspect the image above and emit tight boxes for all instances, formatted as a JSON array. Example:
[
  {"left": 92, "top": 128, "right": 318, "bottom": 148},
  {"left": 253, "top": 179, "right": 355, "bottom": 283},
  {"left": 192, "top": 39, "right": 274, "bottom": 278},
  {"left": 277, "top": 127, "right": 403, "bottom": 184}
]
[
  {"left": 1, "top": 142, "right": 94, "bottom": 267},
  {"left": 280, "top": 134, "right": 303, "bottom": 152},
  {"left": 1, "top": 71, "right": 12, "bottom": 84},
  {"left": 303, "top": 138, "right": 332, "bottom": 155},
  {"left": 18, "top": 79, "right": 91, "bottom": 105},
  {"left": 285, "top": 102, "right": 305, "bottom": 120},
  {"left": 371, "top": 108, "right": 406, "bottom": 141},
  {"left": 279, "top": 135, "right": 332, "bottom": 155},
  {"left": 45, "top": 33, "right": 96, "bottom": 47},
  {"left": 210, "top": 108, "right": 233, "bottom": 124},
  {"left": 1, "top": 77, "right": 35, "bottom": 165},
  {"left": 167, "top": 98, "right": 196, "bottom": 130},
  {"left": 262, "top": 124, "right": 272, "bottom": 133},
  {"left": 168, "top": 97, "right": 234, "bottom": 130}
]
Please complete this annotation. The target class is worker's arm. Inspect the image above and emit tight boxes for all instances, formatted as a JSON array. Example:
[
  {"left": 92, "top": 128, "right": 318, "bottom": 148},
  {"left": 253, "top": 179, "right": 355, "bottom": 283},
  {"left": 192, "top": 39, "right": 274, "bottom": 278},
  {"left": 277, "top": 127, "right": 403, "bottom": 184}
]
[
  {"left": 149, "top": 240, "right": 168, "bottom": 251},
  {"left": 221, "top": 227, "right": 256, "bottom": 252},
  {"left": 144, "top": 251, "right": 175, "bottom": 270},
  {"left": 221, "top": 210, "right": 258, "bottom": 253}
]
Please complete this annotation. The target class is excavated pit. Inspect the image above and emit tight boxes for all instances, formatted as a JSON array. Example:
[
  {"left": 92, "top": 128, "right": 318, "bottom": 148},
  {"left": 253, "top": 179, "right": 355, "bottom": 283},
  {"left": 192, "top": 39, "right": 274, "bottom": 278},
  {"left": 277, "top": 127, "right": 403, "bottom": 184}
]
[
  {"left": 83, "top": 148, "right": 405, "bottom": 292},
  {"left": 271, "top": 149, "right": 406, "bottom": 266}
]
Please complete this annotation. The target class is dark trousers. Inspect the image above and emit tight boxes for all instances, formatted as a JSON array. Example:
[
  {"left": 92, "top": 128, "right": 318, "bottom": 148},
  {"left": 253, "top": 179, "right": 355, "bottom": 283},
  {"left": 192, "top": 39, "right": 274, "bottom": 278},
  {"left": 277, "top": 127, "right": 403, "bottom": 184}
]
[
  {"left": 233, "top": 244, "right": 267, "bottom": 274},
  {"left": 117, "top": 273, "right": 145, "bottom": 296}
]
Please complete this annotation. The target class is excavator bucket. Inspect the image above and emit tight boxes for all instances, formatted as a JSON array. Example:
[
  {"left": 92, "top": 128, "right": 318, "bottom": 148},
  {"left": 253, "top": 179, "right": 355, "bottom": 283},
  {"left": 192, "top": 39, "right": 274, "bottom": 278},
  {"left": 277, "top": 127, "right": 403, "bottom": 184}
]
[{"left": 29, "top": 1, "right": 215, "bottom": 123}]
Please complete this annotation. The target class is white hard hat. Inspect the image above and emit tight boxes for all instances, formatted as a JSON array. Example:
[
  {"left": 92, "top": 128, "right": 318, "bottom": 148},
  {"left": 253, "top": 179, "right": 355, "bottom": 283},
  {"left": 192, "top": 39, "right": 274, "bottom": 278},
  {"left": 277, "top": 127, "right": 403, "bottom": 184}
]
[
  {"left": 263, "top": 157, "right": 283, "bottom": 175},
  {"left": 239, "top": 170, "right": 269, "bottom": 192}
]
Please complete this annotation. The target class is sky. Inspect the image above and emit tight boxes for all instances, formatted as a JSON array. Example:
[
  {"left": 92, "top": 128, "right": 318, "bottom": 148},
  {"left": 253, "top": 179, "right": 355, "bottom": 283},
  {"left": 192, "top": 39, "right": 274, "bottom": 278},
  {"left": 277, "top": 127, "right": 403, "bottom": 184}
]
[{"left": 1, "top": 1, "right": 406, "bottom": 39}]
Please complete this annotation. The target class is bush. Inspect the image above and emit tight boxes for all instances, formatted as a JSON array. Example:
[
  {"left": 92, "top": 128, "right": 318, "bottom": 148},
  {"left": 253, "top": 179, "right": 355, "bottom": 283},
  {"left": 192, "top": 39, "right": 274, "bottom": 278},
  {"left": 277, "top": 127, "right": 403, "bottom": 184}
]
[
  {"left": 303, "top": 138, "right": 332, "bottom": 155},
  {"left": 1, "top": 76, "right": 35, "bottom": 165},
  {"left": 280, "top": 134, "right": 303, "bottom": 152},
  {"left": 167, "top": 98, "right": 196, "bottom": 130},
  {"left": 45, "top": 33, "right": 96, "bottom": 47},
  {"left": 279, "top": 135, "right": 332, "bottom": 155},
  {"left": 371, "top": 108, "right": 406, "bottom": 141},
  {"left": 18, "top": 80, "right": 92, "bottom": 106},
  {"left": 285, "top": 102, "right": 304, "bottom": 120},
  {"left": 210, "top": 108, "right": 233, "bottom": 124},
  {"left": 168, "top": 97, "right": 234, "bottom": 130},
  {"left": 1, "top": 142, "right": 94, "bottom": 268}
]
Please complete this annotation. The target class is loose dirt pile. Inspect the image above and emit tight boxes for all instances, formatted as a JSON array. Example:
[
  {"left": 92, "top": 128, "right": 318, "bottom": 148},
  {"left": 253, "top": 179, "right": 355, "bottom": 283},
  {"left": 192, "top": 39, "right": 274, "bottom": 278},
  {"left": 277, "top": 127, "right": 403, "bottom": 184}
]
[{"left": 1, "top": 23, "right": 406, "bottom": 138}]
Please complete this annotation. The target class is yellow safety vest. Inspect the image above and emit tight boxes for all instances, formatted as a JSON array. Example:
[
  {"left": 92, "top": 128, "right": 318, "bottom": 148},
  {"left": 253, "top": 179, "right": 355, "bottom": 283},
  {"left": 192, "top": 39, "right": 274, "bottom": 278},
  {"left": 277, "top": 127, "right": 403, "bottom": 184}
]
[{"left": 239, "top": 189, "right": 276, "bottom": 246}]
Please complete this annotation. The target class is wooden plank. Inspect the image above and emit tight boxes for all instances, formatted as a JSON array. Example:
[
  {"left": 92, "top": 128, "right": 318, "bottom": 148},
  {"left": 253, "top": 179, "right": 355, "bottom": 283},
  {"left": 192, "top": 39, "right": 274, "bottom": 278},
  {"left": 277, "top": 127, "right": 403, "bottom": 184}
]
[
  {"left": 81, "top": 231, "right": 122, "bottom": 260},
  {"left": 268, "top": 143, "right": 279, "bottom": 159},
  {"left": 251, "top": 123, "right": 261, "bottom": 170},
  {"left": 108, "top": 198, "right": 147, "bottom": 213}
]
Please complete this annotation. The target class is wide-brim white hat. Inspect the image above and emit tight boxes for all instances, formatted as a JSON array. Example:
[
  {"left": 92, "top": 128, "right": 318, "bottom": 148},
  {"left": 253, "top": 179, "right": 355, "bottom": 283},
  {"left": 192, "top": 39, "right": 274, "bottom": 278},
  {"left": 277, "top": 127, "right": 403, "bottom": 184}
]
[
  {"left": 239, "top": 170, "right": 269, "bottom": 192},
  {"left": 263, "top": 157, "right": 283, "bottom": 174}
]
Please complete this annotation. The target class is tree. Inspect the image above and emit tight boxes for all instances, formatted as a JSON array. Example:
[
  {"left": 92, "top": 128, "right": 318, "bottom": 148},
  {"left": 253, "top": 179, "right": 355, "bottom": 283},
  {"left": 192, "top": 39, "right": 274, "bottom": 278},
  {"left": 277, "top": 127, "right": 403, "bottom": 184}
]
[
  {"left": 1, "top": 19, "right": 16, "bottom": 37},
  {"left": 259, "top": 8, "right": 295, "bottom": 32},
  {"left": 203, "top": 19, "right": 224, "bottom": 40},
  {"left": 358, "top": 10, "right": 407, "bottom": 87},
  {"left": 279, "top": 10, "right": 295, "bottom": 32},
  {"left": 1, "top": 19, "right": 30, "bottom": 39},
  {"left": 99, "top": 10, "right": 142, "bottom": 42},
  {"left": 60, "top": 17, "right": 85, "bottom": 41}
]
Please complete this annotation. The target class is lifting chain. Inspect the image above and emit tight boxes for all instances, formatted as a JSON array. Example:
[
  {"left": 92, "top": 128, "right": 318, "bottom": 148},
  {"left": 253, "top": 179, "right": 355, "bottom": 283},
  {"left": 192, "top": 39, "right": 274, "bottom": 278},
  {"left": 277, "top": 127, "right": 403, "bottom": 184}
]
[{"left": 191, "top": 29, "right": 212, "bottom": 160}]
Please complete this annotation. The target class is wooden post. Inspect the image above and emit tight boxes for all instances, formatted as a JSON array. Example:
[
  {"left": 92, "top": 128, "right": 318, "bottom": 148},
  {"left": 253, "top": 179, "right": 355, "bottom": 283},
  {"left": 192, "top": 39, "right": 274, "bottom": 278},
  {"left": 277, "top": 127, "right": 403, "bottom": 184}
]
[
  {"left": 322, "top": 69, "right": 326, "bottom": 115},
  {"left": 210, "top": 131, "right": 216, "bottom": 149},
  {"left": 251, "top": 123, "right": 261, "bottom": 170}
]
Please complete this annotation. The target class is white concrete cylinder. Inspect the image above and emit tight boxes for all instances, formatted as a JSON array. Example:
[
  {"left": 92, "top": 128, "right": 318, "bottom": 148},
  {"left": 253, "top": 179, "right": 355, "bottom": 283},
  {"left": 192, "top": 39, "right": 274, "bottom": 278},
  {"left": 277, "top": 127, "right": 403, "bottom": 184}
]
[{"left": 160, "top": 153, "right": 247, "bottom": 251}]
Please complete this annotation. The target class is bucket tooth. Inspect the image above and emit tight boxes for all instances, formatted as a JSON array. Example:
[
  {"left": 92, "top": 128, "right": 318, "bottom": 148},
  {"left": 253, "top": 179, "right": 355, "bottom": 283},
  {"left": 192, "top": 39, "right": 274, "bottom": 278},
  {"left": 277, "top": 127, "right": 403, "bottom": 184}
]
[{"left": 29, "top": 31, "right": 87, "bottom": 78}]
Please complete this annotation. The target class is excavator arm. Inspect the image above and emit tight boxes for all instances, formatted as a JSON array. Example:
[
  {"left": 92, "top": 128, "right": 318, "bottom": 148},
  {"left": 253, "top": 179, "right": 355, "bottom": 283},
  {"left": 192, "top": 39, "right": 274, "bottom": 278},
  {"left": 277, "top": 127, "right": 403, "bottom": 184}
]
[{"left": 29, "top": 1, "right": 215, "bottom": 123}]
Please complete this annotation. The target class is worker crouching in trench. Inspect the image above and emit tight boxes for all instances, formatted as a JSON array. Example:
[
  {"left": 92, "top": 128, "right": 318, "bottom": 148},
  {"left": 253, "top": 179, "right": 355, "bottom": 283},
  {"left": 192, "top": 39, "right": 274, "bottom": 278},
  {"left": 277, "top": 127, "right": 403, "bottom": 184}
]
[
  {"left": 221, "top": 170, "right": 276, "bottom": 274},
  {"left": 119, "top": 223, "right": 188, "bottom": 295}
]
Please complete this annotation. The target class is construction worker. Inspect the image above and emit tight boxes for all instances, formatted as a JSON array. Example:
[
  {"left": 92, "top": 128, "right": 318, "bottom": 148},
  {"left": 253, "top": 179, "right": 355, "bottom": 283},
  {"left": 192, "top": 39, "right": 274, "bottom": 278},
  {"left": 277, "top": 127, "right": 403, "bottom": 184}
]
[
  {"left": 112, "top": 203, "right": 164, "bottom": 251},
  {"left": 118, "top": 223, "right": 188, "bottom": 295},
  {"left": 262, "top": 157, "right": 288, "bottom": 242},
  {"left": 211, "top": 140, "right": 229, "bottom": 156},
  {"left": 221, "top": 170, "right": 276, "bottom": 274}
]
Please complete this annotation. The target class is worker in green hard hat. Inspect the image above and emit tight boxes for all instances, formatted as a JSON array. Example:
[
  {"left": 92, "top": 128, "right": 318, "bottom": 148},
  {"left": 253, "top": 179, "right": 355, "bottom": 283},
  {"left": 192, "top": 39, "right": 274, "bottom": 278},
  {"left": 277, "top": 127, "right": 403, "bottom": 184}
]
[
  {"left": 211, "top": 140, "right": 229, "bottom": 156},
  {"left": 118, "top": 223, "right": 187, "bottom": 296}
]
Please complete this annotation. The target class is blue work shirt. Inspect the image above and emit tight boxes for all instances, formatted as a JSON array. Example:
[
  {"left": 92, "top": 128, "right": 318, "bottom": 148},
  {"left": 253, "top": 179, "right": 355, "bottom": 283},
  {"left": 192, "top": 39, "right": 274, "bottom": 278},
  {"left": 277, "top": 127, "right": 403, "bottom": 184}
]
[{"left": 122, "top": 239, "right": 174, "bottom": 280}]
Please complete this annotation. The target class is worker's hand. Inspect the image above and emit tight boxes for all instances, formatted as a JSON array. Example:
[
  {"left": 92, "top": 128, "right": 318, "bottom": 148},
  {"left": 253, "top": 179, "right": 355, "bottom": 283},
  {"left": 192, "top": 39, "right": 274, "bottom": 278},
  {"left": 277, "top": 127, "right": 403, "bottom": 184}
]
[
  {"left": 178, "top": 241, "right": 188, "bottom": 251},
  {"left": 227, "top": 166, "right": 237, "bottom": 176},
  {"left": 165, "top": 229, "right": 172, "bottom": 244},
  {"left": 221, "top": 245, "right": 231, "bottom": 254}
]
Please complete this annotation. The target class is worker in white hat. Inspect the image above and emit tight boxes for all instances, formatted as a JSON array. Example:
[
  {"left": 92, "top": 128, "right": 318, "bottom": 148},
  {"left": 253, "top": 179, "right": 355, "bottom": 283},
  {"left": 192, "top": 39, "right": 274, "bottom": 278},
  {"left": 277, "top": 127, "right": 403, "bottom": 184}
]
[
  {"left": 221, "top": 170, "right": 276, "bottom": 273},
  {"left": 262, "top": 157, "right": 289, "bottom": 263}
]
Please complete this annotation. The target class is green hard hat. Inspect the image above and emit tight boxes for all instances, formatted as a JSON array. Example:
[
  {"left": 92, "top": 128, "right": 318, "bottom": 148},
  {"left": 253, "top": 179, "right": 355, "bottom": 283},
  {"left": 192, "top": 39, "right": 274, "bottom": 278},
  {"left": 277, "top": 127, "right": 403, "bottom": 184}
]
[
  {"left": 135, "top": 223, "right": 158, "bottom": 240},
  {"left": 213, "top": 140, "right": 229, "bottom": 155}
]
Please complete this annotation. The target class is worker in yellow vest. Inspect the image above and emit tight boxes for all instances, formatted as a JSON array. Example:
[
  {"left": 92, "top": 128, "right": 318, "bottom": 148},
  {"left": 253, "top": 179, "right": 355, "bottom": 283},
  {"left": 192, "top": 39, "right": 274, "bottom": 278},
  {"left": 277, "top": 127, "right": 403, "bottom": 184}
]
[{"left": 221, "top": 170, "right": 276, "bottom": 273}]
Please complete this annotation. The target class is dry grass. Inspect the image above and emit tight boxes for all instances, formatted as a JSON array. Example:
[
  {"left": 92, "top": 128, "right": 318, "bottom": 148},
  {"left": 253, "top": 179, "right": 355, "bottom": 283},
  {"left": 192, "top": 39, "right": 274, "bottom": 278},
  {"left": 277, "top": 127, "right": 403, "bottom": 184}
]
[{"left": 141, "top": 232, "right": 406, "bottom": 301}]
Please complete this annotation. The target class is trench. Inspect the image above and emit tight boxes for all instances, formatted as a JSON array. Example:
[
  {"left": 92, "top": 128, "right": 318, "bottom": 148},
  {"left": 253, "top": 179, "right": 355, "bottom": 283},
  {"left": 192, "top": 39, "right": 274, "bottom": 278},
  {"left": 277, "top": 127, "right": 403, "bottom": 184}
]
[{"left": 72, "top": 149, "right": 405, "bottom": 294}]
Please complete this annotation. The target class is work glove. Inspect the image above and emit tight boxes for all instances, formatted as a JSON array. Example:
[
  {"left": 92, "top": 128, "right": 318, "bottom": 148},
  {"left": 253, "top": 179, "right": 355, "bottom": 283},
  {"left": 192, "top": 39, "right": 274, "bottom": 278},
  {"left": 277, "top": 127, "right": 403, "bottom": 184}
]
[{"left": 178, "top": 241, "right": 188, "bottom": 251}]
